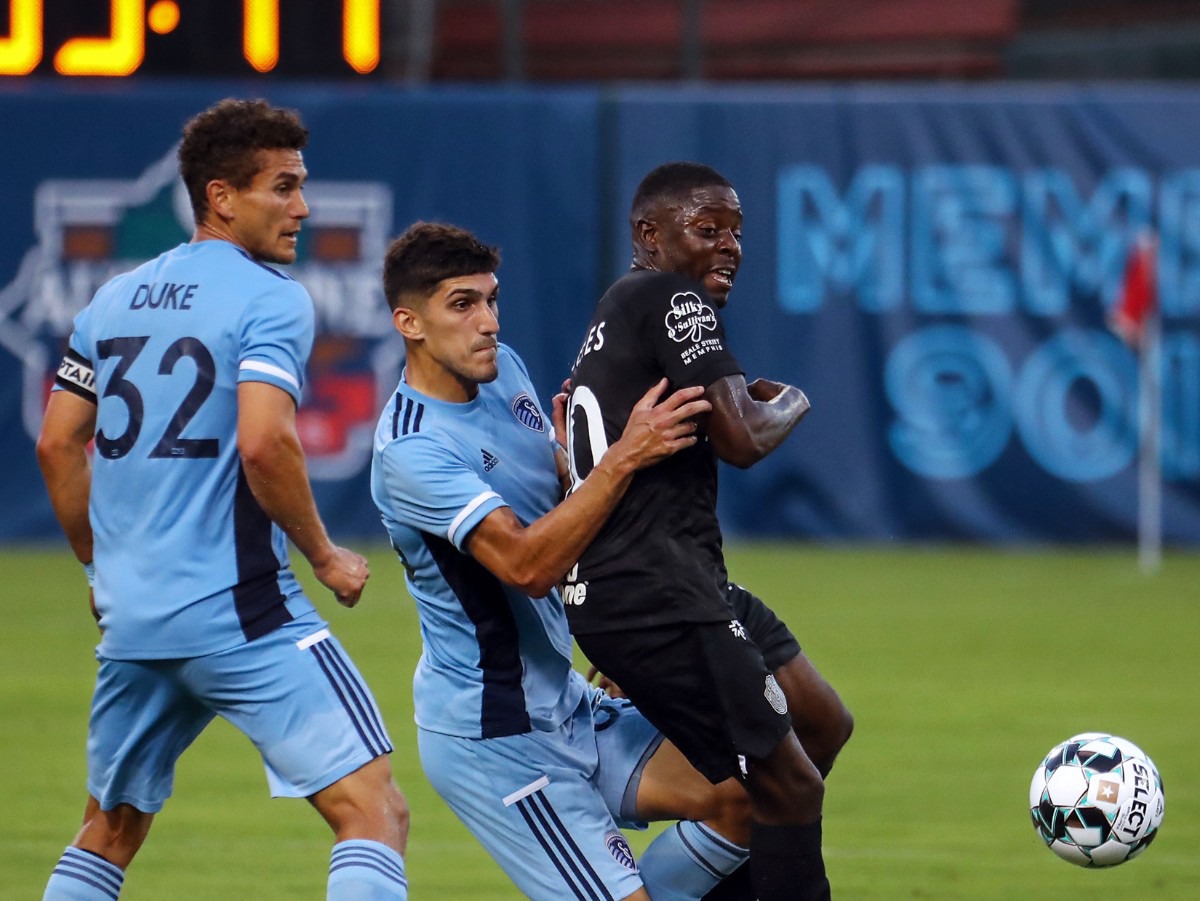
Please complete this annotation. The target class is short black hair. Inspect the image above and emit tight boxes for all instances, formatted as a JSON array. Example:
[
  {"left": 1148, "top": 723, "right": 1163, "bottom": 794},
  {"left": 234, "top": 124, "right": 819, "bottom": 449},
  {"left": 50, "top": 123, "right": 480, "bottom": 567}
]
[
  {"left": 178, "top": 98, "right": 308, "bottom": 224},
  {"left": 383, "top": 222, "right": 501, "bottom": 312},
  {"left": 630, "top": 161, "right": 733, "bottom": 221}
]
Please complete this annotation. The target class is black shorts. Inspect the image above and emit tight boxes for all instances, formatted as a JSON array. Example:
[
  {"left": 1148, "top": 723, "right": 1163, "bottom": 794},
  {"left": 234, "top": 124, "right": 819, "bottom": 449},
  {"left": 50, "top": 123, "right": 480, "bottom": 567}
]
[
  {"left": 726, "top": 582, "right": 802, "bottom": 672},
  {"left": 577, "top": 620, "right": 793, "bottom": 784}
]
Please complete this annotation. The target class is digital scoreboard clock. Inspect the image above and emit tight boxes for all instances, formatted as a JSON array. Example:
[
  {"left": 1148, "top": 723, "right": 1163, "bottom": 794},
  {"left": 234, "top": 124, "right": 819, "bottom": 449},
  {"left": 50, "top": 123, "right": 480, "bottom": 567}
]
[{"left": 0, "top": 1, "right": 385, "bottom": 77}]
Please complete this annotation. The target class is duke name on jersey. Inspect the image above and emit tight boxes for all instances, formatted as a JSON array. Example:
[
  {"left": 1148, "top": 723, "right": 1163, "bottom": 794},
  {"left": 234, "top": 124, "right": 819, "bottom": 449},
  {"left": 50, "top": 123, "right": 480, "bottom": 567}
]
[
  {"left": 371, "top": 344, "right": 585, "bottom": 739},
  {"left": 55, "top": 240, "right": 316, "bottom": 659}
]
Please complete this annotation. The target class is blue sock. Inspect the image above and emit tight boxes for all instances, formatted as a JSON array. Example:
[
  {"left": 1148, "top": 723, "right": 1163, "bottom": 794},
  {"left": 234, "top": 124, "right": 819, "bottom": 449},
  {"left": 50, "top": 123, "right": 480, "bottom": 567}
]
[
  {"left": 327, "top": 840, "right": 408, "bottom": 900},
  {"left": 640, "top": 821, "right": 749, "bottom": 901},
  {"left": 44, "top": 847, "right": 125, "bottom": 900}
]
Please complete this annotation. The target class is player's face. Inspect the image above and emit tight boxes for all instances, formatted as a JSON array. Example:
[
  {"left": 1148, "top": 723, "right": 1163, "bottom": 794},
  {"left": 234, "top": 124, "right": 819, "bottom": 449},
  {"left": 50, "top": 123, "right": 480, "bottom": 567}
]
[
  {"left": 226, "top": 148, "right": 309, "bottom": 264},
  {"left": 654, "top": 185, "right": 743, "bottom": 306},
  {"left": 414, "top": 273, "right": 501, "bottom": 398}
]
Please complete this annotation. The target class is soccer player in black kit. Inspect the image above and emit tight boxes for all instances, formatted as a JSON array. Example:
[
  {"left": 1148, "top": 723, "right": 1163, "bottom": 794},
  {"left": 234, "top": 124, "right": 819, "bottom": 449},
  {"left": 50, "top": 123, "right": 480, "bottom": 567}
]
[{"left": 562, "top": 162, "right": 853, "bottom": 901}]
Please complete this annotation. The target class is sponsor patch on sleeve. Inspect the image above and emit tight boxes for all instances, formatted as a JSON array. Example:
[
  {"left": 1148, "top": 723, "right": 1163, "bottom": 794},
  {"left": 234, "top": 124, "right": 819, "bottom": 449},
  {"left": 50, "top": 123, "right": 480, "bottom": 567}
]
[{"left": 55, "top": 349, "right": 97, "bottom": 401}]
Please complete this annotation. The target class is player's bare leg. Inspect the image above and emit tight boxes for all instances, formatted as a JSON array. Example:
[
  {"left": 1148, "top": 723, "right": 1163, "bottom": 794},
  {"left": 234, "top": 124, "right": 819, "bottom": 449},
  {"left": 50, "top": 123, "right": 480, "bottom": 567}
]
[
  {"left": 635, "top": 740, "right": 752, "bottom": 899},
  {"left": 773, "top": 653, "right": 853, "bottom": 778},
  {"left": 310, "top": 755, "right": 410, "bottom": 899},
  {"left": 637, "top": 740, "right": 752, "bottom": 845},
  {"left": 703, "top": 652, "right": 851, "bottom": 901},
  {"left": 42, "top": 797, "right": 150, "bottom": 899},
  {"left": 741, "top": 731, "right": 829, "bottom": 901},
  {"left": 70, "top": 796, "right": 153, "bottom": 868}
]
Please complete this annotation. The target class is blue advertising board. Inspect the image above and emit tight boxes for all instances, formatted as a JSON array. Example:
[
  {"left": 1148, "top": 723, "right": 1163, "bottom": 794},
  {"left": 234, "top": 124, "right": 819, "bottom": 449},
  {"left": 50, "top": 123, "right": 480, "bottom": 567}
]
[
  {"left": 1, "top": 82, "right": 1196, "bottom": 543},
  {"left": 604, "top": 85, "right": 1200, "bottom": 542}
]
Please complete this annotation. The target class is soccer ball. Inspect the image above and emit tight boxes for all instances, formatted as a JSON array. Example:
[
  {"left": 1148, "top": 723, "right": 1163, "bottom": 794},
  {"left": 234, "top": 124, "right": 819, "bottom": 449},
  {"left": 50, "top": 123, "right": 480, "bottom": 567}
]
[{"left": 1029, "top": 732, "right": 1165, "bottom": 867}]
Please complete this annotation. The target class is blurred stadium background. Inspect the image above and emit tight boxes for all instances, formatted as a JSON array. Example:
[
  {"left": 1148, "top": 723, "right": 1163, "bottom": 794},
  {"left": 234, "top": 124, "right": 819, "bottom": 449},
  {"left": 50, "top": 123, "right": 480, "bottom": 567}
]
[{"left": 2, "top": 1, "right": 1198, "bottom": 898}]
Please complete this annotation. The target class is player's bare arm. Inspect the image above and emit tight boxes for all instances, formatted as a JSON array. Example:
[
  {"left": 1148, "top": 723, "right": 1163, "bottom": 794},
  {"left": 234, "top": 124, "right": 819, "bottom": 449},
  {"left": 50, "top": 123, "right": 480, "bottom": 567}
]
[
  {"left": 36, "top": 389, "right": 97, "bottom": 566},
  {"left": 237, "top": 381, "right": 369, "bottom": 607},
  {"left": 37, "top": 390, "right": 100, "bottom": 625},
  {"left": 704, "top": 372, "right": 810, "bottom": 469},
  {"left": 467, "top": 378, "right": 710, "bottom": 597}
]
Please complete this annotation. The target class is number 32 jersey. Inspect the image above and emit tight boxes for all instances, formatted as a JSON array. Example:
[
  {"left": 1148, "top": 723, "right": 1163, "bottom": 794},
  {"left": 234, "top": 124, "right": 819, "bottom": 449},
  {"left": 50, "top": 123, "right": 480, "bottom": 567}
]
[
  {"left": 55, "top": 240, "right": 317, "bottom": 660},
  {"left": 565, "top": 269, "right": 743, "bottom": 635}
]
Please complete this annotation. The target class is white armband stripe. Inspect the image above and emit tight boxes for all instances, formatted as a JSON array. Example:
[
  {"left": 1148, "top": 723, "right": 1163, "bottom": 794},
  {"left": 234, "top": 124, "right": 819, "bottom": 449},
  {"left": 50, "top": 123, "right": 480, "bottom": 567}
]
[
  {"left": 240, "top": 359, "right": 300, "bottom": 390},
  {"left": 448, "top": 491, "right": 503, "bottom": 546}
]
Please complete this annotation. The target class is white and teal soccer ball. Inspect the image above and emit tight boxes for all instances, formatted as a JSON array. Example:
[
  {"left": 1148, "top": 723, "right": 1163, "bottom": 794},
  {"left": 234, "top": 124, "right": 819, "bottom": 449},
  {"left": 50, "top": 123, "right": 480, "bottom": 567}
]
[{"left": 1029, "top": 732, "right": 1165, "bottom": 868}]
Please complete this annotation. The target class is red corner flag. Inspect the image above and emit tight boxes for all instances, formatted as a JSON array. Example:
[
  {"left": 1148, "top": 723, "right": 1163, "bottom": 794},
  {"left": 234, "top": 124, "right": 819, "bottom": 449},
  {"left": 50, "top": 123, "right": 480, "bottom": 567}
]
[{"left": 1112, "top": 234, "right": 1157, "bottom": 346}]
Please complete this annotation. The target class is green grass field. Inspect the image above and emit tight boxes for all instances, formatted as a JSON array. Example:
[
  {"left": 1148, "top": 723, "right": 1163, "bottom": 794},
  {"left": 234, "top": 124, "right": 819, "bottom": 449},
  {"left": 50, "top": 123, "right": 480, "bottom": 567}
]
[{"left": 4, "top": 543, "right": 1197, "bottom": 900}]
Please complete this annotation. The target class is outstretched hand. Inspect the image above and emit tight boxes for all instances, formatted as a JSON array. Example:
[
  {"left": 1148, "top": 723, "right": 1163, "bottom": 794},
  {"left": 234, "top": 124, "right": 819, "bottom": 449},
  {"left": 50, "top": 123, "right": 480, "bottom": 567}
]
[{"left": 610, "top": 378, "right": 711, "bottom": 471}]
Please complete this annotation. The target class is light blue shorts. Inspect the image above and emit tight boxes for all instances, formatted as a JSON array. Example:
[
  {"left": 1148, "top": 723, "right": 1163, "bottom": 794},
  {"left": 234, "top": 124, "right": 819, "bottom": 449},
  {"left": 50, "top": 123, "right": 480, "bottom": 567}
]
[
  {"left": 418, "top": 685, "right": 662, "bottom": 901},
  {"left": 87, "top": 614, "right": 392, "bottom": 813}
]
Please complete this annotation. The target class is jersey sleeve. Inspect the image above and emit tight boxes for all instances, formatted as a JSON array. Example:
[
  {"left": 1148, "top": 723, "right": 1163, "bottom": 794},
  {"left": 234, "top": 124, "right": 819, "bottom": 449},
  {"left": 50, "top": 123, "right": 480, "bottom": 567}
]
[
  {"left": 237, "top": 280, "right": 314, "bottom": 404},
  {"left": 635, "top": 273, "right": 744, "bottom": 390},
  {"left": 376, "top": 433, "right": 509, "bottom": 551}
]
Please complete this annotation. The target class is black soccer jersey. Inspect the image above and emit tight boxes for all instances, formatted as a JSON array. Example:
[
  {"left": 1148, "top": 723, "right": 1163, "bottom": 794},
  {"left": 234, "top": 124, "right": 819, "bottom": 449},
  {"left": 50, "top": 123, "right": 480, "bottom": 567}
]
[{"left": 563, "top": 269, "right": 744, "bottom": 634}]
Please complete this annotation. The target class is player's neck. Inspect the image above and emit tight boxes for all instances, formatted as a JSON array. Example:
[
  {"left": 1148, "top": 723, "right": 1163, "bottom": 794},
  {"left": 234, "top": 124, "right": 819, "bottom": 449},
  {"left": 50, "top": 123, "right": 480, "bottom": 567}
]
[
  {"left": 192, "top": 221, "right": 246, "bottom": 252},
  {"left": 402, "top": 353, "right": 480, "bottom": 404}
]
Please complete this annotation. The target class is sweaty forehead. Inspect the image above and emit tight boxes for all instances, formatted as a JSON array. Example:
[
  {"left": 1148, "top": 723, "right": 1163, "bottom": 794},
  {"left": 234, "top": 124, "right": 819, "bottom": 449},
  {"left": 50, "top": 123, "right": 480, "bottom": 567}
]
[{"left": 664, "top": 184, "right": 741, "bottom": 219}]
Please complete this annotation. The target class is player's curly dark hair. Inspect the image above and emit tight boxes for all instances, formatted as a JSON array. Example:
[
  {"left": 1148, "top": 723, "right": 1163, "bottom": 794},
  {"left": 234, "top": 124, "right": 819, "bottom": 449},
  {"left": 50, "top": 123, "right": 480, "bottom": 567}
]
[
  {"left": 383, "top": 222, "right": 501, "bottom": 311},
  {"left": 630, "top": 161, "right": 733, "bottom": 222},
  {"left": 178, "top": 98, "right": 308, "bottom": 224}
]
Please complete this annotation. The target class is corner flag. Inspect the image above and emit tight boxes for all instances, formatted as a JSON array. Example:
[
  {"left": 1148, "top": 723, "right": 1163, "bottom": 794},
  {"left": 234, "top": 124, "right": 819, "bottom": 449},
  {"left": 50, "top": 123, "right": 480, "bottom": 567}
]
[
  {"left": 1111, "top": 233, "right": 1157, "bottom": 346},
  {"left": 1111, "top": 232, "right": 1161, "bottom": 575}
]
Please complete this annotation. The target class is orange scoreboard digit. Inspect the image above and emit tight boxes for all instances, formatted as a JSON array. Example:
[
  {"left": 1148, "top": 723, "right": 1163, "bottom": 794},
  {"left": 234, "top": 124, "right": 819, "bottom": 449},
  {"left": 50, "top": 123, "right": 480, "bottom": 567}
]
[{"left": 0, "top": 0, "right": 382, "bottom": 77}]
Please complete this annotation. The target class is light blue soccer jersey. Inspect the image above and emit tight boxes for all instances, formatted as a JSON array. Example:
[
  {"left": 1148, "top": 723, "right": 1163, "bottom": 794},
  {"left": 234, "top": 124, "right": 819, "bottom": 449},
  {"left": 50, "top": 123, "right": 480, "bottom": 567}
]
[
  {"left": 371, "top": 344, "right": 583, "bottom": 739},
  {"left": 56, "top": 240, "right": 317, "bottom": 659}
]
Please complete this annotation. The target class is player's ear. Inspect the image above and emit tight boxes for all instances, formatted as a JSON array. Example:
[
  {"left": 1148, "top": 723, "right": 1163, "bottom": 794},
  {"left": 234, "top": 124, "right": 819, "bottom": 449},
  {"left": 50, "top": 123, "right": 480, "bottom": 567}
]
[
  {"left": 207, "top": 180, "right": 235, "bottom": 222},
  {"left": 393, "top": 305, "right": 423, "bottom": 340},
  {"left": 634, "top": 217, "right": 659, "bottom": 258}
]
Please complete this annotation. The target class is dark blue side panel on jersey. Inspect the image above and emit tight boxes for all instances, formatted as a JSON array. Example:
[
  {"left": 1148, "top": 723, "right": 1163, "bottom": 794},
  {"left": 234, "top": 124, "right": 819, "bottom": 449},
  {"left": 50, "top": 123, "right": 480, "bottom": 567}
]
[
  {"left": 423, "top": 532, "right": 532, "bottom": 738},
  {"left": 232, "top": 466, "right": 292, "bottom": 641}
]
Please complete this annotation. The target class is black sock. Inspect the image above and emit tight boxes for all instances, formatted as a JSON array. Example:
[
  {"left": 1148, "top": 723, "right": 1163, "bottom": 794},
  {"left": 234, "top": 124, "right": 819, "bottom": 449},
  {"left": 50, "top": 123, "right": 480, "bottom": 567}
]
[
  {"left": 700, "top": 861, "right": 754, "bottom": 901},
  {"left": 750, "top": 819, "right": 830, "bottom": 901}
]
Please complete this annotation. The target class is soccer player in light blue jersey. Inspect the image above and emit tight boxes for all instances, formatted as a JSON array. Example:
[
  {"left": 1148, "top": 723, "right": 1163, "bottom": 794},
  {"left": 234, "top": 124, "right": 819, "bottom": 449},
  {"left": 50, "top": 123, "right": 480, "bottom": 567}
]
[
  {"left": 36, "top": 99, "right": 409, "bottom": 900},
  {"left": 371, "top": 222, "right": 755, "bottom": 901}
]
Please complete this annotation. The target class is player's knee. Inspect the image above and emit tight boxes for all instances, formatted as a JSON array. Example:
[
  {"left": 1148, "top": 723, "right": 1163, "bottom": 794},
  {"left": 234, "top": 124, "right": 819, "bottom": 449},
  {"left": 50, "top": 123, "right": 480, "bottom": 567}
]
[
  {"left": 360, "top": 767, "right": 410, "bottom": 843},
  {"left": 785, "top": 758, "right": 825, "bottom": 813},
  {"left": 798, "top": 697, "right": 855, "bottom": 779},
  {"left": 383, "top": 780, "right": 411, "bottom": 837},
  {"left": 77, "top": 803, "right": 153, "bottom": 868},
  {"left": 314, "top": 756, "right": 410, "bottom": 847},
  {"left": 816, "top": 704, "right": 855, "bottom": 776},
  {"left": 834, "top": 705, "right": 854, "bottom": 754},
  {"left": 746, "top": 736, "right": 825, "bottom": 823},
  {"left": 367, "top": 774, "right": 409, "bottom": 825},
  {"left": 751, "top": 774, "right": 824, "bottom": 825}
]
